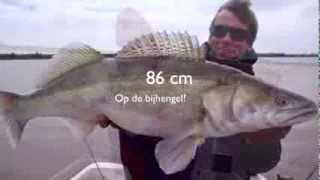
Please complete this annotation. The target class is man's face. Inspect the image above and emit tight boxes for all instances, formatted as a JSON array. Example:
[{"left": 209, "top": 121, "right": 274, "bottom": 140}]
[{"left": 208, "top": 9, "right": 251, "bottom": 60}]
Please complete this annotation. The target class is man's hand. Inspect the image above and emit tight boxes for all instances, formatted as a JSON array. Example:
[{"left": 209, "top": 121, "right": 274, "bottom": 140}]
[
  {"left": 242, "top": 126, "right": 291, "bottom": 144},
  {"left": 95, "top": 113, "right": 121, "bottom": 129},
  {"left": 95, "top": 114, "right": 112, "bottom": 128}
]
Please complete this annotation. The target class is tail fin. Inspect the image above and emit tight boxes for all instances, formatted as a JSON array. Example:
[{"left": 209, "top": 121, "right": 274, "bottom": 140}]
[{"left": 0, "top": 91, "right": 27, "bottom": 148}]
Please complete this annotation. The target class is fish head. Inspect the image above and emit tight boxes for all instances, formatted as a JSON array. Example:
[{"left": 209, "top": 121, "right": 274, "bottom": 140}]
[{"left": 231, "top": 76, "right": 319, "bottom": 129}]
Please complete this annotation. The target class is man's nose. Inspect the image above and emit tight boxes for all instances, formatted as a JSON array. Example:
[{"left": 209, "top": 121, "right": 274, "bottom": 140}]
[{"left": 221, "top": 32, "right": 232, "bottom": 41}]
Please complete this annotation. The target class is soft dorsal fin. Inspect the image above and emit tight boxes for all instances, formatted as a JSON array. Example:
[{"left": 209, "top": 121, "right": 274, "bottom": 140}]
[
  {"left": 116, "top": 8, "right": 153, "bottom": 47},
  {"left": 37, "top": 42, "right": 104, "bottom": 88},
  {"left": 116, "top": 31, "right": 205, "bottom": 62}
]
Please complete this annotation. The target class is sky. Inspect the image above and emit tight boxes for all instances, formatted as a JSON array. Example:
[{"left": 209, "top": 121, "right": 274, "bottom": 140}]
[{"left": 0, "top": 0, "right": 318, "bottom": 53}]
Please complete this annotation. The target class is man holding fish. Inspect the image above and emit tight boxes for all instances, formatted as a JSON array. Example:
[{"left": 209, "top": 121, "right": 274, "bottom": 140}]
[
  {"left": 192, "top": 0, "right": 291, "bottom": 179},
  {"left": 1, "top": 0, "right": 317, "bottom": 180},
  {"left": 97, "top": 0, "right": 292, "bottom": 179}
]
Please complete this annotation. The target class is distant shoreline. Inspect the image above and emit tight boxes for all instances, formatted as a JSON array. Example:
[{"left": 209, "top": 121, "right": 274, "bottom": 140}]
[
  {"left": 0, "top": 53, "right": 117, "bottom": 60},
  {"left": 257, "top": 53, "right": 317, "bottom": 58},
  {"left": 0, "top": 52, "right": 317, "bottom": 60}
]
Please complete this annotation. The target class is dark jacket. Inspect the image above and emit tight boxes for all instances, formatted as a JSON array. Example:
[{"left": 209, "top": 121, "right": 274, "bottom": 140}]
[{"left": 119, "top": 132, "right": 194, "bottom": 180}]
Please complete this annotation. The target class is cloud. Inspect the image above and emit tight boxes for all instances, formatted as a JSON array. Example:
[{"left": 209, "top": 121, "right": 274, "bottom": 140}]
[
  {"left": 252, "top": 0, "right": 302, "bottom": 12},
  {"left": 84, "top": 7, "right": 120, "bottom": 13},
  {"left": 252, "top": 1, "right": 317, "bottom": 53},
  {"left": 0, "top": 0, "right": 36, "bottom": 10},
  {"left": 0, "top": 0, "right": 317, "bottom": 53}
]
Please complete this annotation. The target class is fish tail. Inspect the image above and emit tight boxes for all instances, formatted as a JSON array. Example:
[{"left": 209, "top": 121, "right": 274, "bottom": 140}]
[{"left": 0, "top": 91, "right": 27, "bottom": 148}]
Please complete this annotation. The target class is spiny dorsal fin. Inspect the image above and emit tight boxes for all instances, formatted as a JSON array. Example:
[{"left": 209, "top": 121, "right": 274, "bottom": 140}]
[
  {"left": 116, "top": 31, "right": 205, "bottom": 62},
  {"left": 37, "top": 42, "right": 104, "bottom": 88}
]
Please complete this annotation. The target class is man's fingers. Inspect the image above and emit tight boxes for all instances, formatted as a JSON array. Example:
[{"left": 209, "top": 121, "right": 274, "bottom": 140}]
[
  {"left": 96, "top": 114, "right": 111, "bottom": 128},
  {"left": 95, "top": 113, "right": 122, "bottom": 129}
]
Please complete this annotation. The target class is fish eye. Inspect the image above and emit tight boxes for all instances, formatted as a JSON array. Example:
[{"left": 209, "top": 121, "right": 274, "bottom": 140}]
[{"left": 274, "top": 95, "right": 288, "bottom": 107}]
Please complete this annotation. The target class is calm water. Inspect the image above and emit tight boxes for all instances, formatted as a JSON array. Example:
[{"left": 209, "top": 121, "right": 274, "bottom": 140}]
[
  {"left": 0, "top": 59, "right": 50, "bottom": 94},
  {"left": 259, "top": 56, "right": 317, "bottom": 65}
]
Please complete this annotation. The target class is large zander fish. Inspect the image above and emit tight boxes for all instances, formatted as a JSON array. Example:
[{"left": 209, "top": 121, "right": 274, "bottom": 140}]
[{"left": 0, "top": 32, "right": 318, "bottom": 174}]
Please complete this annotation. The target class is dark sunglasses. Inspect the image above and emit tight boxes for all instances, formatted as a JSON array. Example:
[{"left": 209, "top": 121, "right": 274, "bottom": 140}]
[{"left": 211, "top": 25, "right": 250, "bottom": 41}]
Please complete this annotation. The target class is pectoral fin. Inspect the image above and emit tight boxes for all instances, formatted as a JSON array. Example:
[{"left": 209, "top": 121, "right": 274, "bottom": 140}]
[{"left": 155, "top": 135, "right": 204, "bottom": 174}]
